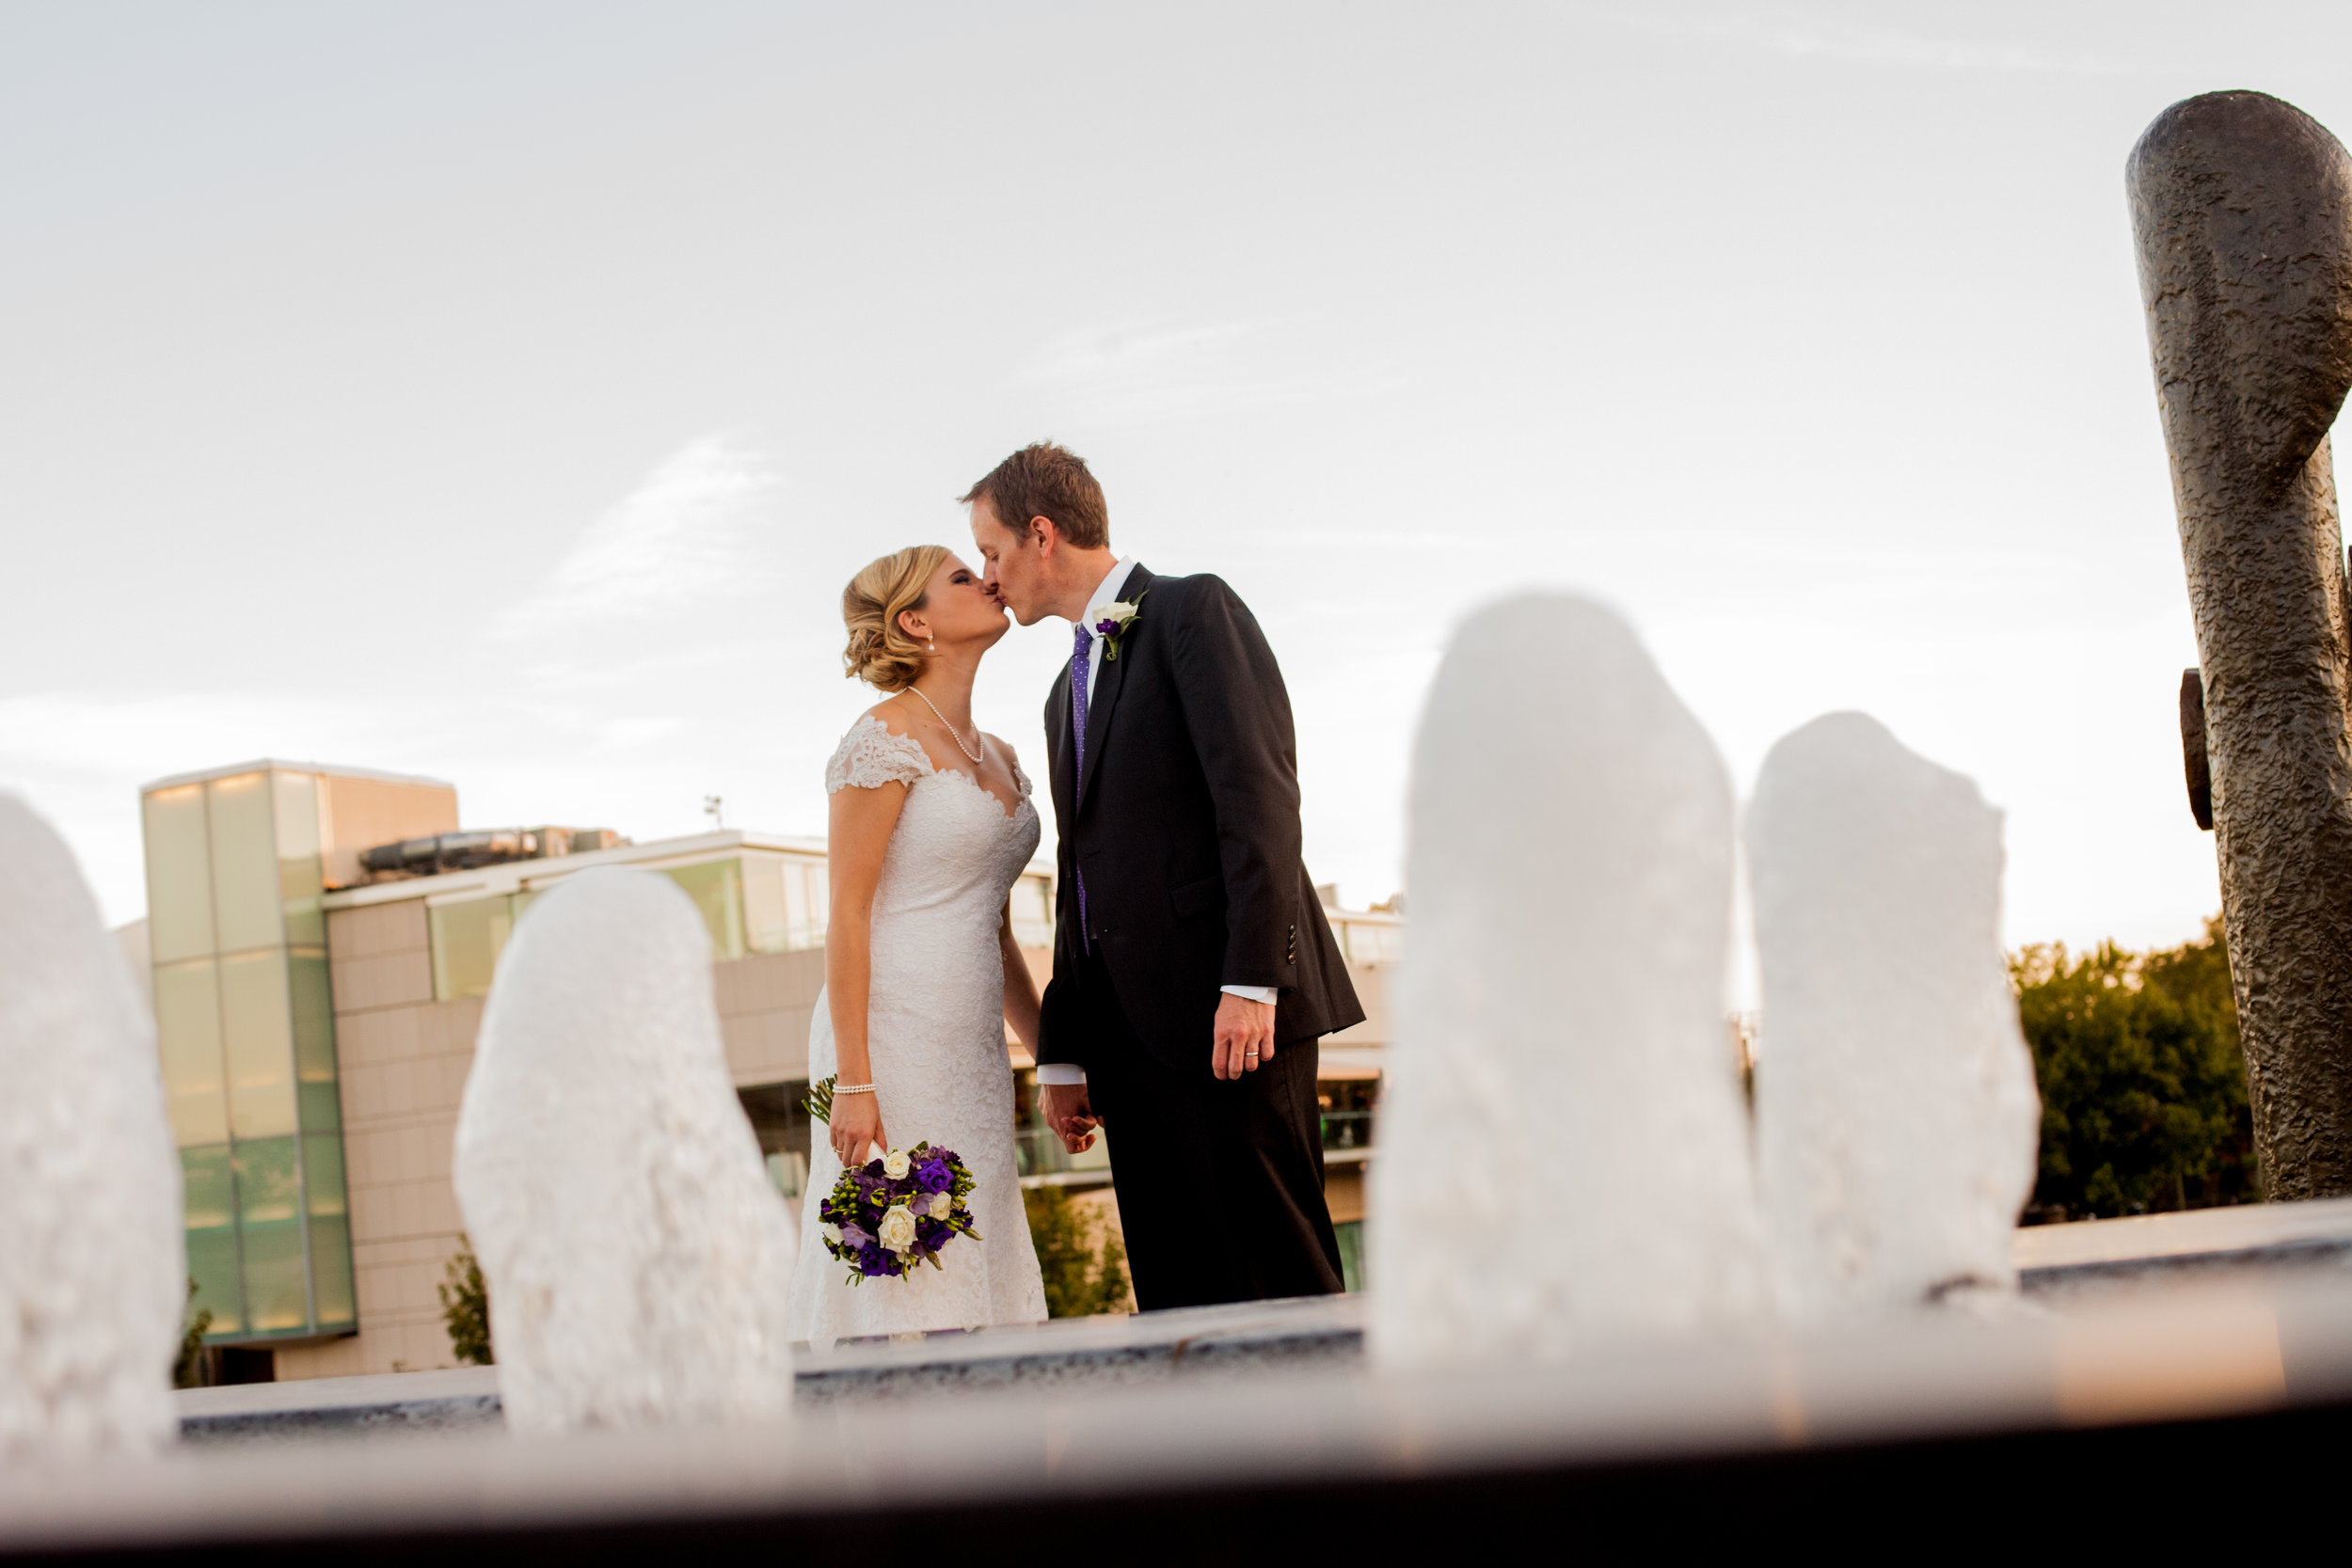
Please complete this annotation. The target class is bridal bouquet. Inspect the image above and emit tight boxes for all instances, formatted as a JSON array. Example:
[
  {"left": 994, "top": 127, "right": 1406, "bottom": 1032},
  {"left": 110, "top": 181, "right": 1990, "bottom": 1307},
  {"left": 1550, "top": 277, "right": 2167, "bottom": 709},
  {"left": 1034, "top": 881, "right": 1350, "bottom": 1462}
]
[{"left": 806, "top": 1079, "right": 982, "bottom": 1284}]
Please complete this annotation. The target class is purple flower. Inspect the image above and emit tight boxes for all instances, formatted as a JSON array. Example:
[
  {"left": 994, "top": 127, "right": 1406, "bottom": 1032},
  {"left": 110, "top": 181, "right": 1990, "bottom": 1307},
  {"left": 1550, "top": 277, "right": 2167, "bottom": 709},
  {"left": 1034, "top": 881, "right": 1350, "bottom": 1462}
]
[
  {"left": 858, "top": 1243, "right": 893, "bottom": 1277},
  {"left": 1094, "top": 617, "right": 1120, "bottom": 637},
  {"left": 915, "top": 1216, "right": 949, "bottom": 1250},
  {"left": 839, "top": 1224, "right": 873, "bottom": 1252},
  {"left": 915, "top": 1159, "right": 952, "bottom": 1194}
]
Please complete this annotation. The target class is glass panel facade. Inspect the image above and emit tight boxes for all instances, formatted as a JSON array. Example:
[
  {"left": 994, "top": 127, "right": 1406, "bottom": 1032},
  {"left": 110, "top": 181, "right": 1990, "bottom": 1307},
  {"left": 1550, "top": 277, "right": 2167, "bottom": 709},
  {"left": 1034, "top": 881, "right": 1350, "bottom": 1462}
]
[
  {"left": 430, "top": 895, "right": 514, "bottom": 1001},
  {"left": 183, "top": 1152, "right": 243, "bottom": 1338},
  {"left": 302, "top": 1132, "right": 347, "bottom": 1216},
  {"left": 236, "top": 1137, "right": 308, "bottom": 1331},
  {"left": 207, "top": 773, "right": 281, "bottom": 954},
  {"left": 290, "top": 951, "right": 338, "bottom": 1131},
  {"left": 221, "top": 949, "right": 297, "bottom": 1140},
  {"left": 142, "top": 785, "right": 215, "bottom": 963},
  {"left": 791, "top": 862, "right": 829, "bottom": 951},
  {"left": 309, "top": 1216, "right": 357, "bottom": 1325},
  {"left": 143, "top": 766, "right": 357, "bottom": 1345},
  {"left": 274, "top": 772, "right": 326, "bottom": 946},
  {"left": 744, "top": 860, "right": 789, "bottom": 954},
  {"left": 153, "top": 958, "right": 229, "bottom": 1147},
  {"left": 663, "top": 860, "right": 744, "bottom": 960}
]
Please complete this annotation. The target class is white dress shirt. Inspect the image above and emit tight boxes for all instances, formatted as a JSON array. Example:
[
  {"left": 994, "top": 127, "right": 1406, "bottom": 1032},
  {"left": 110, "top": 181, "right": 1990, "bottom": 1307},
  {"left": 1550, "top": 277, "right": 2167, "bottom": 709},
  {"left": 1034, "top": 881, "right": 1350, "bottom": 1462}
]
[{"left": 1038, "top": 558, "right": 1276, "bottom": 1087}]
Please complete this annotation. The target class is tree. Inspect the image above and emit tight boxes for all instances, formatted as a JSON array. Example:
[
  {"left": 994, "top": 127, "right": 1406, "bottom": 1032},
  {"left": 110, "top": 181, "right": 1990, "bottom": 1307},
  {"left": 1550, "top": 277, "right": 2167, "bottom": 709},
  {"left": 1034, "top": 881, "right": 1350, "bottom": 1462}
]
[
  {"left": 1024, "top": 1184, "right": 1131, "bottom": 1317},
  {"left": 174, "top": 1278, "right": 213, "bottom": 1389},
  {"left": 438, "top": 1235, "right": 494, "bottom": 1366},
  {"left": 2011, "top": 917, "right": 2256, "bottom": 1222}
]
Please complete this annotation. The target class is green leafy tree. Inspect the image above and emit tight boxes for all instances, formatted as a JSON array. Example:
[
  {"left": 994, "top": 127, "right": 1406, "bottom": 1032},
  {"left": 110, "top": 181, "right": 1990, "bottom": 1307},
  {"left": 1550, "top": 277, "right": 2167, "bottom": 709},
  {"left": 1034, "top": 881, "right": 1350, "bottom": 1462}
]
[
  {"left": 2011, "top": 916, "right": 2256, "bottom": 1222},
  {"left": 174, "top": 1278, "right": 214, "bottom": 1389},
  {"left": 1024, "top": 1184, "right": 1131, "bottom": 1318},
  {"left": 437, "top": 1235, "right": 494, "bottom": 1366}
]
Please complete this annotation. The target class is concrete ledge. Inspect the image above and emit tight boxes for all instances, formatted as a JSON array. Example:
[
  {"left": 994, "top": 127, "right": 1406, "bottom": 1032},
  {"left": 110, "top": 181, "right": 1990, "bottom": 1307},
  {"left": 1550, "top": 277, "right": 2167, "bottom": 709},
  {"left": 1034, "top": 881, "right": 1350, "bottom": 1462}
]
[
  {"left": 2016, "top": 1196, "right": 2352, "bottom": 1295},
  {"left": 172, "top": 1200, "right": 2352, "bottom": 1447},
  {"left": 177, "top": 1295, "right": 1363, "bottom": 1443},
  {"left": 37, "top": 1272, "right": 2352, "bottom": 1558}
]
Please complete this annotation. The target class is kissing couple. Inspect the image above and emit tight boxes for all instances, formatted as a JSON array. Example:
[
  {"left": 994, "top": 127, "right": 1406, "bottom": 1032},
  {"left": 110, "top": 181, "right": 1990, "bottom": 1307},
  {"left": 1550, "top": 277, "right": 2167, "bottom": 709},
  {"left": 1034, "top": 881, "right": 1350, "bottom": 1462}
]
[{"left": 784, "top": 442, "right": 1363, "bottom": 1347}]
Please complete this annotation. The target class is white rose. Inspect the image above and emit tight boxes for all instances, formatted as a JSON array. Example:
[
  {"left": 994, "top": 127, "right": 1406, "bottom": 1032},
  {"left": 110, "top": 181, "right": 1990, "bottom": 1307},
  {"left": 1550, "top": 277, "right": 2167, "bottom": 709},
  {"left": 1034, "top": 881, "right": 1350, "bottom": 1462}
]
[
  {"left": 928, "top": 1191, "right": 951, "bottom": 1221},
  {"left": 820, "top": 1223, "right": 842, "bottom": 1244},
  {"left": 882, "top": 1149, "right": 913, "bottom": 1180},
  {"left": 878, "top": 1204, "right": 917, "bottom": 1254},
  {"left": 1102, "top": 600, "right": 1139, "bottom": 628}
]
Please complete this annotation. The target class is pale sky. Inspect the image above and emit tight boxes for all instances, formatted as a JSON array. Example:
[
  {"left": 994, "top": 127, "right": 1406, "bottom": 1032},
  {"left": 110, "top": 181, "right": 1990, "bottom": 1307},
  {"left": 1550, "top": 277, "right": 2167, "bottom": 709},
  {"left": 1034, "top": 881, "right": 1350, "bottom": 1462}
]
[{"left": 8, "top": 0, "right": 2352, "bottom": 963}]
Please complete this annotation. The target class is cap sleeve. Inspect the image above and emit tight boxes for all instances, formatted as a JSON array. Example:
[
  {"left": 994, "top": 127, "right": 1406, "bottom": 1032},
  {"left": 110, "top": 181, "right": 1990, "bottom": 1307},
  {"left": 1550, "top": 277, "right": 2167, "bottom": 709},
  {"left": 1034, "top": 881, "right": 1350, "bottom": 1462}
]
[{"left": 826, "top": 716, "right": 934, "bottom": 794}]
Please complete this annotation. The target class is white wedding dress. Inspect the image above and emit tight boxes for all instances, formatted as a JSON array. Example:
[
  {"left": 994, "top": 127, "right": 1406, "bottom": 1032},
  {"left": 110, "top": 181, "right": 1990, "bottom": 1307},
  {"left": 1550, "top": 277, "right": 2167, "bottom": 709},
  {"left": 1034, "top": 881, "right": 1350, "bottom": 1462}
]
[{"left": 786, "top": 716, "right": 1049, "bottom": 1348}]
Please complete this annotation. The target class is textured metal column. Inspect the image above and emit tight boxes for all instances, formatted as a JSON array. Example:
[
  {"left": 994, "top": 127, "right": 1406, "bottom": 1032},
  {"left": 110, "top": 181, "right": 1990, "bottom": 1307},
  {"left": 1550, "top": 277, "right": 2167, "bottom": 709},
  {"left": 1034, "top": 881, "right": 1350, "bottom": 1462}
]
[{"left": 2129, "top": 89, "right": 2352, "bottom": 1197}]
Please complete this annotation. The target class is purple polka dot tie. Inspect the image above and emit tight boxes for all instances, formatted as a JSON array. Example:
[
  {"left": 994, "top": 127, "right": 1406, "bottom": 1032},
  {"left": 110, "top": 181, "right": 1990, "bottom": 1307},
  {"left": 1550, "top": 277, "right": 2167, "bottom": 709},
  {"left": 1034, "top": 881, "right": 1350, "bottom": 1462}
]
[{"left": 1072, "top": 622, "right": 1092, "bottom": 953}]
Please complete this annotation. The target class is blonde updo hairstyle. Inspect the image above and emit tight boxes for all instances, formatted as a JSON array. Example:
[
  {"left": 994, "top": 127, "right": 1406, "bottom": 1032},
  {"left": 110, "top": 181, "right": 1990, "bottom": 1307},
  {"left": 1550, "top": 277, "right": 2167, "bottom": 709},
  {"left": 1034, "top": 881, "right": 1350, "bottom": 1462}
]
[{"left": 842, "top": 544, "right": 951, "bottom": 691}]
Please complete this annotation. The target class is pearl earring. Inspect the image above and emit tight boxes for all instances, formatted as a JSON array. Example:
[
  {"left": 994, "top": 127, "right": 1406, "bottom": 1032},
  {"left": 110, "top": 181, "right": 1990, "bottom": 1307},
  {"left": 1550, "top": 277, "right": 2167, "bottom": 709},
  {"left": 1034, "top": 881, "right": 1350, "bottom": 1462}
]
[{"left": 929, "top": 641, "right": 937, "bottom": 652}]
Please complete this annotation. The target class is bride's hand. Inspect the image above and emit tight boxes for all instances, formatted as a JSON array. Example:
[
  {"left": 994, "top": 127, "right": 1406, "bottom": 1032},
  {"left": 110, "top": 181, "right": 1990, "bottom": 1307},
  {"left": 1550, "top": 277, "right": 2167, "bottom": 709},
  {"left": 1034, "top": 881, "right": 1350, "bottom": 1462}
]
[{"left": 830, "top": 1093, "right": 888, "bottom": 1167}]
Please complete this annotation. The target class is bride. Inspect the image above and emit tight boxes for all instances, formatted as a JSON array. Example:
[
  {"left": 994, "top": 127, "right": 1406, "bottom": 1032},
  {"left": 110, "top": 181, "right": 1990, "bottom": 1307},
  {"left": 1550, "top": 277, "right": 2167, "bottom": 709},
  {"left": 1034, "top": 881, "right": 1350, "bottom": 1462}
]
[{"left": 785, "top": 544, "right": 1052, "bottom": 1346}]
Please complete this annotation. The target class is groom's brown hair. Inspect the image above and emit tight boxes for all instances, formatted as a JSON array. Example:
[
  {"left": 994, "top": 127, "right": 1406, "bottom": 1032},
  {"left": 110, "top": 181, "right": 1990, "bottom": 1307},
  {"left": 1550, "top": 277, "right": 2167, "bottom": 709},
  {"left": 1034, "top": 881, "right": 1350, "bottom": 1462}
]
[{"left": 961, "top": 442, "right": 1108, "bottom": 550}]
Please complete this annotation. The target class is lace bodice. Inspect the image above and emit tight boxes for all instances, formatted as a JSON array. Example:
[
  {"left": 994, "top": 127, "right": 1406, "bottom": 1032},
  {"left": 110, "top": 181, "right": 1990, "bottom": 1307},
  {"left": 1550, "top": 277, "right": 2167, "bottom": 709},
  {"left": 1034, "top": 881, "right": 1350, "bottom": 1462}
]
[{"left": 788, "top": 715, "right": 1045, "bottom": 1347}]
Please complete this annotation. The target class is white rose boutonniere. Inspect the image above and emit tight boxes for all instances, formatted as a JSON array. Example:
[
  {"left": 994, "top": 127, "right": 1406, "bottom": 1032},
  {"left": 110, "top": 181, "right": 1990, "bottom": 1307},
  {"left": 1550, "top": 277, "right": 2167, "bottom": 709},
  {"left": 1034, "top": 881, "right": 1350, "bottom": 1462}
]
[
  {"left": 1091, "top": 590, "right": 1147, "bottom": 662},
  {"left": 882, "top": 1148, "right": 913, "bottom": 1180},
  {"left": 878, "top": 1203, "right": 917, "bottom": 1254}
]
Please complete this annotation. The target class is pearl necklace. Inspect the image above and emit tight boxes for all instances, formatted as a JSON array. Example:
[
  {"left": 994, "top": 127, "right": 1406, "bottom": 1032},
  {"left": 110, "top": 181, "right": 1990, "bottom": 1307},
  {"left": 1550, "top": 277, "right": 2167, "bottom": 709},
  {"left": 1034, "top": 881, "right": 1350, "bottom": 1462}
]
[{"left": 908, "top": 687, "right": 984, "bottom": 765}]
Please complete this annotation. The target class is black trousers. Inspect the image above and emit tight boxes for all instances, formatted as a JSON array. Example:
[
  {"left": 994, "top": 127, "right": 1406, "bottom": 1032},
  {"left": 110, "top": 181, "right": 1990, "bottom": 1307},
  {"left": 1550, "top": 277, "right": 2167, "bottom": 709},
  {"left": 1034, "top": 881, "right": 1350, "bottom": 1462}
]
[{"left": 1076, "top": 951, "right": 1344, "bottom": 1310}]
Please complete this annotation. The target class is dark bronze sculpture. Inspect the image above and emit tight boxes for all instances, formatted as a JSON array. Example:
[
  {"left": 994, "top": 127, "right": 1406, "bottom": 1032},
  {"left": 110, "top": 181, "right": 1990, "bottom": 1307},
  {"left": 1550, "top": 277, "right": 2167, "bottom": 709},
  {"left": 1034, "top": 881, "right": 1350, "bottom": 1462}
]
[{"left": 2130, "top": 89, "right": 2352, "bottom": 1198}]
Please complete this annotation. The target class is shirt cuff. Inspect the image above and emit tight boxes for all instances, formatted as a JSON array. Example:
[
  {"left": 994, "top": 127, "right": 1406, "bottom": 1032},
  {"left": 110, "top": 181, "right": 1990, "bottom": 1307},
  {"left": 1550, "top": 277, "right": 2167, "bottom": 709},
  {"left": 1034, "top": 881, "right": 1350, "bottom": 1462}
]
[
  {"left": 1221, "top": 984, "right": 1279, "bottom": 1005},
  {"left": 1036, "top": 1063, "right": 1087, "bottom": 1085}
]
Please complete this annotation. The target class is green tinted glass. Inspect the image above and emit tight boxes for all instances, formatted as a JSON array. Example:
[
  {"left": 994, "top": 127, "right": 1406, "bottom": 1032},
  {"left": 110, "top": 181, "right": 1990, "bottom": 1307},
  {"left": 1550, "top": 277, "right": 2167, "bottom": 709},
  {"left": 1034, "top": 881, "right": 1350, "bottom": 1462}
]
[
  {"left": 142, "top": 784, "right": 215, "bottom": 963},
  {"left": 182, "top": 1144, "right": 235, "bottom": 1230},
  {"left": 430, "top": 895, "right": 511, "bottom": 1000},
  {"left": 185, "top": 1224, "right": 242, "bottom": 1336},
  {"left": 234, "top": 1136, "right": 301, "bottom": 1226},
  {"left": 301, "top": 1133, "right": 347, "bottom": 1217},
  {"left": 238, "top": 1220, "right": 309, "bottom": 1333},
  {"left": 153, "top": 959, "right": 229, "bottom": 1148},
  {"left": 273, "top": 772, "right": 326, "bottom": 945},
  {"left": 220, "top": 950, "right": 297, "bottom": 1139},
  {"left": 289, "top": 949, "right": 337, "bottom": 1097},
  {"left": 298, "top": 1082, "right": 342, "bottom": 1132},
  {"left": 662, "top": 860, "right": 743, "bottom": 960},
  {"left": 308, "top": 1215, "right": 356, "bottom": 1326},
  {"left": 206, "top": 773, "right": 282, "bottom": 954}
]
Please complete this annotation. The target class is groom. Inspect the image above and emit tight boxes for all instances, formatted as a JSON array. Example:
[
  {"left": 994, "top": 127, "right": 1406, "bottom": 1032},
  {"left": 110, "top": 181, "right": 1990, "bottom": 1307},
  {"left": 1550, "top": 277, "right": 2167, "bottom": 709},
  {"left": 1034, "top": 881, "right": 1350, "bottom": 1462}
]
[{"left": 967, "top": 442, "right": 1363, "bottom": 1309}]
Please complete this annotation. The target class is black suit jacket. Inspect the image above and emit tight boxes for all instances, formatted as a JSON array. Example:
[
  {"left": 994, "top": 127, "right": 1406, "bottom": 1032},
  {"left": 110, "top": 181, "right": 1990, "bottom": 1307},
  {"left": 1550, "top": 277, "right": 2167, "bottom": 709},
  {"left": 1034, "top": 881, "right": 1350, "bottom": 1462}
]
[{"left": 1037, "top": 563, "right": 1363, "bottom": 1074}]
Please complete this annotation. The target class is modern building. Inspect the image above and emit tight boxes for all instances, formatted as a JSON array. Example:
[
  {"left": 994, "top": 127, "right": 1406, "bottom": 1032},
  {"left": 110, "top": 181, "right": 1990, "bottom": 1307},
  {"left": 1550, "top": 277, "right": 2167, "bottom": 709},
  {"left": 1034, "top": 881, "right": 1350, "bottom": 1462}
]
[{"left": 135, "top": 759, "right": 1399, "bottom": 1381}]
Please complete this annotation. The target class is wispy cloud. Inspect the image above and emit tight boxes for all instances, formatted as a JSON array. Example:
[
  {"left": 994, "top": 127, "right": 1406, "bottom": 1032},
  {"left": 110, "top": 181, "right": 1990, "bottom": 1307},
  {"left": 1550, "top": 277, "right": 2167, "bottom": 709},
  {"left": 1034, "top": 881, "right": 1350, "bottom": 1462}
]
[
  {"left": 1012, "top": 317, "right": 1403, "bottom": 425},
  {"left": 495, "top": 434, "right": 780, "bottom": 638}
]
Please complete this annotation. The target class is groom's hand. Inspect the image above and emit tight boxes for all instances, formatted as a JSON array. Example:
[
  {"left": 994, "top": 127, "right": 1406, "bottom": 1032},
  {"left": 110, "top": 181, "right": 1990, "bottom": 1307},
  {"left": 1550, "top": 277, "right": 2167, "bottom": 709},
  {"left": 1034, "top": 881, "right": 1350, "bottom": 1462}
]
[
  {"left": 1042, "top": 1082, "right": 1101, "bottom": 1154},
  {"left": 1213, "top": 993, "right": 1277, "bottom": 1081}
]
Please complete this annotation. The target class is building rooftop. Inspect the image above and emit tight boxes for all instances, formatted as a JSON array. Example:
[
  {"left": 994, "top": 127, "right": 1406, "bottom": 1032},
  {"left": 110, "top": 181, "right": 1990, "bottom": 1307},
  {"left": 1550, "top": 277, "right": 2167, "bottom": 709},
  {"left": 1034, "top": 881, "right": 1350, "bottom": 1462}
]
[{"left": 139, "top": 758, "right": 458, "bottom": 793}]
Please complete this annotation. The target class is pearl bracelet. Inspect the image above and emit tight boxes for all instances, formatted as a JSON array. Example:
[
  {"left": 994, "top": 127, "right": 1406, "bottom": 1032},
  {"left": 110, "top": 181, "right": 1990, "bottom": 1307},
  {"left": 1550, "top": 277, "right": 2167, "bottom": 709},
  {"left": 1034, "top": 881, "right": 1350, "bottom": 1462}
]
[{"left": 834, "top": 1082, "right": 878, "bottom": 1095}]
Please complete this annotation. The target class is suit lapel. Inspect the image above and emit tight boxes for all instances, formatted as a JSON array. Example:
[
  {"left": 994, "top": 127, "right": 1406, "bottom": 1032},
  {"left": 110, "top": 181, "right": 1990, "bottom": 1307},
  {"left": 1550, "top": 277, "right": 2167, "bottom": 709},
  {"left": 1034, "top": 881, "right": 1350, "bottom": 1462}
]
[{"left": 1077, "top": 562, "right": 1152, "bottom": 812}]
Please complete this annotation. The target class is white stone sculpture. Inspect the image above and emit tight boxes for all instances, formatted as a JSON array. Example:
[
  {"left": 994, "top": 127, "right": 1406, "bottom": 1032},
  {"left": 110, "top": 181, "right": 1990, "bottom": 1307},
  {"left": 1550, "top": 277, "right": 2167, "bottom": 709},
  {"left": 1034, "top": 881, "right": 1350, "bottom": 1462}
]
[
  {"left": 1368, "top": 595, "right": 1769, "bottom": 1369},
  {"left": 0, "top": 795, "right": 182, "bottom": 1462},
  {"left": 1747, "top": 713, "right": 2041, "bottom": 1318},
  {"left": 453, "top": 868, "right": 797, "bottom": 1433}
]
